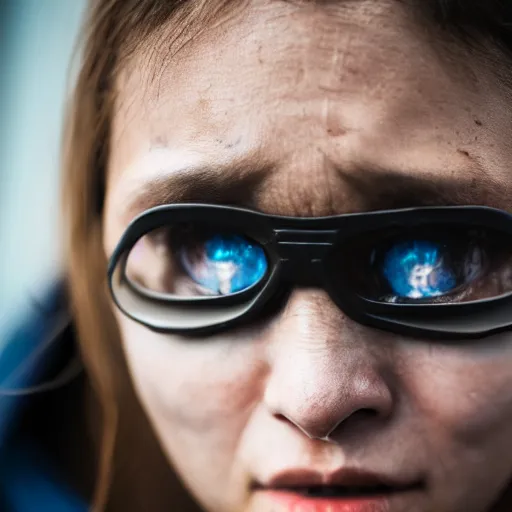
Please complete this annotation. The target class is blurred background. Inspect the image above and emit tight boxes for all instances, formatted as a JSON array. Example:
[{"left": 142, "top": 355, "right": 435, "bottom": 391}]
[{"left": 0, "top": 0, "right": 86, "bottom": 343}]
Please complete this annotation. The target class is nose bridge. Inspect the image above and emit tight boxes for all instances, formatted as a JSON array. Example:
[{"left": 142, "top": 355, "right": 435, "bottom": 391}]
[{"left": 264, "top": 290, "right": 394, "bottom": 440}]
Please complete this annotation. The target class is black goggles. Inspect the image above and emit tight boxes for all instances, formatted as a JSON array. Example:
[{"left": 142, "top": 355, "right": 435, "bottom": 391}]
[{"left": 108, "top": 203, "right": 512, "bottom": 340}]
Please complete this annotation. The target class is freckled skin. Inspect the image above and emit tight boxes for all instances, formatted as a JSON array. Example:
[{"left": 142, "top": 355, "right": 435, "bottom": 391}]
[{"left": 103, "top": 1, "right": 512, "bottom": 511}]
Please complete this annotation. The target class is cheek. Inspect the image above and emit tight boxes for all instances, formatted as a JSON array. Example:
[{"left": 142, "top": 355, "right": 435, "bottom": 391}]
[
  {"left": 117, "top": 315, "right": 269, "bottom": 454},
  {"left": 402, "top": 334, "right": 512, "bottom": 443}
]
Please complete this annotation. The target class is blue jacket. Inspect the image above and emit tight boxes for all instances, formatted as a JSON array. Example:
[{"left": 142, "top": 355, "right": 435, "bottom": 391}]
[{"left": 0, "top": 282, "right": 87, "bottom": 511}]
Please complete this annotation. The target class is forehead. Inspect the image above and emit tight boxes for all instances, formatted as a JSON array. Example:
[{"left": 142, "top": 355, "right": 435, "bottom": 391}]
[{"left": 105, "top": 0, "right": 512, "bottom": 229}]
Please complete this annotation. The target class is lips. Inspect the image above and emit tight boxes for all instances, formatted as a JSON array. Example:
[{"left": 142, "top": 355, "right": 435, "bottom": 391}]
[
  {"left": 265, "top": 467, "right": 413, "bottom": 489},
  {"left": 253, "top": 468, "right": 423, "bottom": 512}
]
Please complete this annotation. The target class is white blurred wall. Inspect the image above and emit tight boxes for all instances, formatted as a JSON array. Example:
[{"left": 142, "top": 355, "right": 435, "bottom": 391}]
[{"left": 0, "top": 0, "right": 86, "bottom": 341}]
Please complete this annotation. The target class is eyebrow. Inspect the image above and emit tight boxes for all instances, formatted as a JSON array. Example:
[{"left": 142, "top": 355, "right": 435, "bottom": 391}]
[
  {"left": 121, "top": 161, "right": 512, "bottom": 220},
  {"left": 340, "top": 167, "right": 511, "bottom": 212},
  {"left": 123, "top": 161, "right": 272, "bottom": 216}
]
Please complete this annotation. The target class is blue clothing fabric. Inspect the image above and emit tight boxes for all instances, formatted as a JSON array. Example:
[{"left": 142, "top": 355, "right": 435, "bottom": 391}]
[
  {"left": 0, "top": 282, "right": 87, "bottom": 511},
  {"left": 0, "top": 438, "right": 86, "bottom": 512},
  {"left": 0, "top": 282, "right": 64, "bottom": 445}
]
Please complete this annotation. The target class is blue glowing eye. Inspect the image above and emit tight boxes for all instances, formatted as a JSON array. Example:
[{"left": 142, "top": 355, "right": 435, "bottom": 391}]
[
  {"left": 382, "top": 240, "right": 457, "bottom": 299},
  {"left": 181, "top": 234, "right": 268, "bottom": 295}
]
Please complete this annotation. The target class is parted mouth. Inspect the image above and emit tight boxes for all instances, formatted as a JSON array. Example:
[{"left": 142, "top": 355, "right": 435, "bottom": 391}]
[{"left": 254, "top": 467, "right": 424, "bottom": 498}]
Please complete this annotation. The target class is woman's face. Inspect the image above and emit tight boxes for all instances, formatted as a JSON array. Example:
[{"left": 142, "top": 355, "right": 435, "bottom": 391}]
[{"left": 103, "top": 2, "right": 512, "bottom": 511}]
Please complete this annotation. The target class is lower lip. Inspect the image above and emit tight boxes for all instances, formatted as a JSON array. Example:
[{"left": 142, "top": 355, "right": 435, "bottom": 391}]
[{"left": 255, "top": 490, "right": 391, "bottom": 512}]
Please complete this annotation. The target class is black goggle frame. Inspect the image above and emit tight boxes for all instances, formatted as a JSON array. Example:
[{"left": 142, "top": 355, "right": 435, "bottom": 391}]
[{"left": 108, "top": 203, "right": 512, "bottom": 340}]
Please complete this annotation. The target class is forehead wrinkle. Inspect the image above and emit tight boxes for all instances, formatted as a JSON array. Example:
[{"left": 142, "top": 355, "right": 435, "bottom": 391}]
[
  {"left": 114, "top": 0, "right": 482, "bottom": 137},
  {"left": 116, "top": 0, "right": 503, "bottom": 123},
  {"left": 107, "top": 0, "right": 512, "bottom": 224},
  {"left": 137, "top": 0, "right": 417, "bottom": 105}
]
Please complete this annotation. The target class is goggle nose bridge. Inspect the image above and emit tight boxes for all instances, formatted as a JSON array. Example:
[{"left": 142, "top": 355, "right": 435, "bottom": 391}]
[{"left": 275, "top": 229, "right": 338, "bottom": 286}]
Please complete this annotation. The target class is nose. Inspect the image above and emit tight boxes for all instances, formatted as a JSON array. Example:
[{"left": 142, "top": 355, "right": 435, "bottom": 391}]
[{"left": 263, "top": 290, "right": 395, "bottom": 442}]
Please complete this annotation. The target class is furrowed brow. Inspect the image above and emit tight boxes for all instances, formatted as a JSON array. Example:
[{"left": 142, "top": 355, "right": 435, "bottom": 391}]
[
  {"left": 341, "top": 169, "right": 512, "bottom": 212},
  {"left": 123, "top": 160, "right": 512, "bottom": 224},
  {"left": 121, "top": 161, "right": 272, "bottom": 220}
]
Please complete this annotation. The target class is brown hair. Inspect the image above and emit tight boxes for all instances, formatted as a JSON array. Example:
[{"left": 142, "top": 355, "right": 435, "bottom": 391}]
[
  {"left": 61, "top": 1, "right": 233, "bottom": 509},
  {"left": 61, "top": 0, "right": 512, "bottom": 509}
]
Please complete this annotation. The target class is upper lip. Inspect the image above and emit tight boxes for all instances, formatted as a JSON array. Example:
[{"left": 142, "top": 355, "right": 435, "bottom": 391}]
[{"left": 259, "top": 468, "right": 419, "bottom": 490}]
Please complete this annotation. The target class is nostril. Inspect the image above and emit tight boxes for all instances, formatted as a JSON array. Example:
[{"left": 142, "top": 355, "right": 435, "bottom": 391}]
[
  {"left": 274, "top": 413, "right": 291, "bottom": 424},
  {"left": 339, "top": 408, "right": 380, "bottom": 428},
  {"left": 325, "top": 407, "right": 384, "bottom": 441},
  {"left": 357, "top": 408, "right": 379, "bottom": 418},
  {"left": 273, "top": 407, "right": 383, "bottom": 442},
  {"left": 266, "top": 370, "right": 394, "bottom": 441}
]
